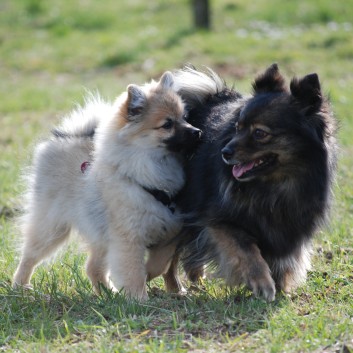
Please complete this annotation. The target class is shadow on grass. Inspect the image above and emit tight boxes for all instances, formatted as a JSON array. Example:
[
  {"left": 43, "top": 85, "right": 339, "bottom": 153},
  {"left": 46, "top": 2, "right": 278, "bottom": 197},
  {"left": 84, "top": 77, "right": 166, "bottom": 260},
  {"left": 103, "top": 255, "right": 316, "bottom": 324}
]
[{"left": 0, "top": 274, "right": 288, "bottom": 346}]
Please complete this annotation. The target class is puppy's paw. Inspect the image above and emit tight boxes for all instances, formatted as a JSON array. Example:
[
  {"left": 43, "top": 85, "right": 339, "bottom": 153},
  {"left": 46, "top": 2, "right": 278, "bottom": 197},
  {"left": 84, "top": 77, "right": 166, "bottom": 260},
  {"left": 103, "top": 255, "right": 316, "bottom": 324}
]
[
  {"left": 124, "top": 286, "right": 148, "bottom": 302},
  {"left": 248, "top": 274, "right": 276, "bottom": 302},
  {"left": 138, "top": 292, "right": 149, "bottom": 302},
  {"left": 13, "top": 282, "right": 33, "bottom": 291}
]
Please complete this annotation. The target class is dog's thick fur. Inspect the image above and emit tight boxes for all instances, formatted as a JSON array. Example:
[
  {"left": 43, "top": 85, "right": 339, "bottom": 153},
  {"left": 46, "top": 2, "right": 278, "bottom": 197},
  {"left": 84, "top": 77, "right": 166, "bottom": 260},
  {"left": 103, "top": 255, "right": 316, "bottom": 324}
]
[
  {"left": 13, "top": 72, "right": 201, "bottom": 300},
  {"left": 162, "top": 64, "right": 337, "bottom": 301}
]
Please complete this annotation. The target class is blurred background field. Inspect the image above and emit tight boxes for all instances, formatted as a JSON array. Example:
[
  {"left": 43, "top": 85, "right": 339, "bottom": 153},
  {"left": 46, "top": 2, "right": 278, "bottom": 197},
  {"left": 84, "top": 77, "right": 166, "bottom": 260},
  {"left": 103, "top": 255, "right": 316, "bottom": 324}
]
[{"left": 0, "top": 0, "right": 353, "bottom": 352}]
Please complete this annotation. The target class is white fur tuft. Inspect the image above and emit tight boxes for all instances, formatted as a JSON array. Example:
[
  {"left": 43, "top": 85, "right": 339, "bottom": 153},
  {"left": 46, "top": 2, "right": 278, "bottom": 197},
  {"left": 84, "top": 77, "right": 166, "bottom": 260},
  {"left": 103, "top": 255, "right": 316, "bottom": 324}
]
[
  {"left": 173, "top": 66, "right": 226, "bottom": 107},
  {"left": 56, "top": 93, "right": 112, "bottom": 138}
]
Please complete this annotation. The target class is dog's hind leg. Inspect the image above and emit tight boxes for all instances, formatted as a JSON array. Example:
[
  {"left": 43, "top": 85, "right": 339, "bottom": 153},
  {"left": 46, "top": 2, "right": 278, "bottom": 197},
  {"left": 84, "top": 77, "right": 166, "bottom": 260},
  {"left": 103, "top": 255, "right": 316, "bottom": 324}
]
[
  {"left": 13, "top": 220, "right": 71, "bottom": 287},
  {"left": 162, "top": 252, "right": 187, "bottom": 294},
  {"left": 146, "top": 239, "right": 177, "bottom": 281},
  {"left": 86, "top": 244, "right": 110, "bottom": 294},
  {"left": 146, "top": 240, "right": 186, "bottom": 295},
  {"left": 186, "top": 265, "right": 205, "bottom": 283},
  {"left": 107, "top": 235, "right": 148, "bottom": 301}
]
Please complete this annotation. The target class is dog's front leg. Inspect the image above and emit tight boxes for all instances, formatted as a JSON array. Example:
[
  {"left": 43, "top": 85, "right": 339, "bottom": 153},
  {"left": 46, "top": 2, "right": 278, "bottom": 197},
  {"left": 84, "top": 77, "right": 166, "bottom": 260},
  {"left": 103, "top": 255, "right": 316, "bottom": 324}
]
[
  {"left": 208, "top": 225, "right": 276, "bottom": 302},
  {"left": 107, "top": 234, "right": 148, "bottom": 301}
]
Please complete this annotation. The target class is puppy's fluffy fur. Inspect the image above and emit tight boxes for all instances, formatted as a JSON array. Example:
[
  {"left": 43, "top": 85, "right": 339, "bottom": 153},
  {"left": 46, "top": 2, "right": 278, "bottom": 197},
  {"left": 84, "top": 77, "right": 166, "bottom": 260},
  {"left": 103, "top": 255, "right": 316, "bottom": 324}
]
[
  {"left": 162, "top": 64, "right": 337, "bottom": 301},
  {"left": 13, "top": 72, "right": 201, "bottom": 300}
]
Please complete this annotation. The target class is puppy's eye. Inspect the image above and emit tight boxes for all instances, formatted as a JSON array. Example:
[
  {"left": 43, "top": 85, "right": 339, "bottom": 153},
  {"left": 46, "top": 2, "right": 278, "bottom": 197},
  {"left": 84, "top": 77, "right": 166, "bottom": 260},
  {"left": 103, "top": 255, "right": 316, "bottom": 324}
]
[
  {"left": 161, "top": 118, "right": 174, "bottom": 130},
  {"left": 253, "top": 129, "right": 269, "bottom": 140}
]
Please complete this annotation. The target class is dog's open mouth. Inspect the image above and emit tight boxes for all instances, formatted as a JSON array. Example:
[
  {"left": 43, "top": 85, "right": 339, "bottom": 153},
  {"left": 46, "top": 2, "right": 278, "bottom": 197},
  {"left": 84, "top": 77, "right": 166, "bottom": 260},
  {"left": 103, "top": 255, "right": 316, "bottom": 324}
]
[{"left": 232, "top": 154, "right": 277, "bottom": 180}]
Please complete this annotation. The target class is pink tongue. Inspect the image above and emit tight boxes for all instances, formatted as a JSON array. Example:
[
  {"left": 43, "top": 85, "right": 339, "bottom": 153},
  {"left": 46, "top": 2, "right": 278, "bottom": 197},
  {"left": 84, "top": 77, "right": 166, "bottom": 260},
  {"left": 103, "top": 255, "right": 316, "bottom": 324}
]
[{"left": 232, "top": 161, "right": 256, "bottom": 179}]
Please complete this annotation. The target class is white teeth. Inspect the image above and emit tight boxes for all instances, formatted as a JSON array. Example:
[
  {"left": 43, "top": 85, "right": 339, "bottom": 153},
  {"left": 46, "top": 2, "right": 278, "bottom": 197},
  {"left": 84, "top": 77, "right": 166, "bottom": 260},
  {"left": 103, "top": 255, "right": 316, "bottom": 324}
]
[{"left": 254, "top": 159, "right": 264, "bottom": 168}]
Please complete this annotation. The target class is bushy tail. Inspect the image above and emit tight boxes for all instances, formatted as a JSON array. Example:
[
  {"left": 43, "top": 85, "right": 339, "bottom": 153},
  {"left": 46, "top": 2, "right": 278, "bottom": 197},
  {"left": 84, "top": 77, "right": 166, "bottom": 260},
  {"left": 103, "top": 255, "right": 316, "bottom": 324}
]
[
  {"left": 173, "top": 66, "right": 226, "bottom": 108},
  {"left": 52, "top": 93, "right": 112, "bottom": 139}
]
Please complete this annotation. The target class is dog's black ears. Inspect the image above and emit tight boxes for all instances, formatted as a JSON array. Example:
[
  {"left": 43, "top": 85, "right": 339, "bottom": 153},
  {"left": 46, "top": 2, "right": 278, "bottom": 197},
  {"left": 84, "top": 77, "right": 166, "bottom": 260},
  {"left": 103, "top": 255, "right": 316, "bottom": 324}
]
[
  {"left": 290, "top": 73, "right": 322, "bottom": 115},
  {"left": 127, "top": 84, "right": 146, "bottom": 118},
  {"left": 252, "top": 63, "right": 286, "bottom": 94}
]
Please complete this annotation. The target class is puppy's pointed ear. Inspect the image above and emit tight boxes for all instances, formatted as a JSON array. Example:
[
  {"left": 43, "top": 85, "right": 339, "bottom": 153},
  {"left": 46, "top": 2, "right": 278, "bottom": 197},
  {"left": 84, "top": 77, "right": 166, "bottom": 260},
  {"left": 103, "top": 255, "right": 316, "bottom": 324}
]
[
  {"left": 252, "top": 63, "right": 286, "bottom": 94},
  {"left": 159, "top": 71, "right": 174, "bottom": 89},
  {"left": 126, "top": 84, "right": 146, "bottom": 120},
  {"left": 290, "top": 73, "right": 322, "bottom": 115}
]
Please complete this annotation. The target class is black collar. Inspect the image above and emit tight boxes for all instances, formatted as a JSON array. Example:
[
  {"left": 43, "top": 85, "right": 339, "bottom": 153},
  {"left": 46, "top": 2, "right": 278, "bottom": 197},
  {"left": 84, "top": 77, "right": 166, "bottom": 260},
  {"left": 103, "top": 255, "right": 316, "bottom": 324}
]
[{"left": 143, "top": 187, "right": 175, "bottom": 212}]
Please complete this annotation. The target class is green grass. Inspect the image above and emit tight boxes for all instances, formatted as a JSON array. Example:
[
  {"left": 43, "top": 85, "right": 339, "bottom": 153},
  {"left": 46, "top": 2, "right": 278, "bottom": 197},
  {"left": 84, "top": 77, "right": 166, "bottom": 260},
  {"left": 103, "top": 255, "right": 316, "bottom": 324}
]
[{"left": 1, "top": 0, "right": 353, "bottom": 352}]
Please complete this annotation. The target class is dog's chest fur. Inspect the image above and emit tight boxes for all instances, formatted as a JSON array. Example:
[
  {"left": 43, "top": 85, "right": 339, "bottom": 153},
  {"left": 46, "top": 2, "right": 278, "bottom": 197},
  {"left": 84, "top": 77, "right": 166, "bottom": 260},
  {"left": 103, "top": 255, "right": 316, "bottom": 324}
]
[{"left": 89, "top": 146, "right": 184, "bottom": 245}]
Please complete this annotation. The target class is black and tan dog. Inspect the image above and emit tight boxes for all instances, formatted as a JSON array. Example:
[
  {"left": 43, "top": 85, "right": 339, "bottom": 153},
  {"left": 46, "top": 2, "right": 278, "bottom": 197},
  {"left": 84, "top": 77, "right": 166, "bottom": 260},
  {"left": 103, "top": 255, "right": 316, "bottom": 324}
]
[{"left": 154, "top": 64, "right": 337, "bottom": 301}]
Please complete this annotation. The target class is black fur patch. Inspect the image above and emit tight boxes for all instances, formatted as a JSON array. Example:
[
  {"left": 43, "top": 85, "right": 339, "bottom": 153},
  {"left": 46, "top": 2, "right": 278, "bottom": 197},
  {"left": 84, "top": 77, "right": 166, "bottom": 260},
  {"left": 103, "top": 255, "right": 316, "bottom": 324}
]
[
  {"left": 52, "top": 127, "right": 96, "bottom": 139},
  {"left": 163, "top": 122, "right": 202, "bottom": 157},
  {"left": 143, "top": 186, "right": 174, "bottom": 211}
]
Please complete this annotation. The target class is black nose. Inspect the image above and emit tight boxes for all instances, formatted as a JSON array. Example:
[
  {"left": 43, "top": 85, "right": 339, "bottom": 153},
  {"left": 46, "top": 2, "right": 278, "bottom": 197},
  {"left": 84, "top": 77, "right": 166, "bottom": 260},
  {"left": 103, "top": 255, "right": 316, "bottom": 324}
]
[
  {"left": 221, "top": 146, "right": 234, "bottom": 161},
  {"left": 187, "top": 127, "right": 201, "bottom": 140},
  {"left": 192, "top": 128, "right": 202, "bottom": 139}
]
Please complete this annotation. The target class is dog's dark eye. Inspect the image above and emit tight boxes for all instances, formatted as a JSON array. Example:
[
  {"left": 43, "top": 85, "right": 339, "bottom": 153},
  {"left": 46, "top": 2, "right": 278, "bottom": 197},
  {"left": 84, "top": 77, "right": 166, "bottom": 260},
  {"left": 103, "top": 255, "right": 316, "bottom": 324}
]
[
  {"left": 253, "top": 129, "right": 269, "bottom": 140},
  {"left": 161, "top": 118, "right": 174, "bottom": 130}
]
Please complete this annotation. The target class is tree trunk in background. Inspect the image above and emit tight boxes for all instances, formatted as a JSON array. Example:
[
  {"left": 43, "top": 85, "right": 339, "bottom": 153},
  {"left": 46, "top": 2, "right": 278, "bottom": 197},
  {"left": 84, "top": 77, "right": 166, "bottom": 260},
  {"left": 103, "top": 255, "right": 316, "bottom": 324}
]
[{"left": 192, "top": 0, "right": 210, "bottom": 30}]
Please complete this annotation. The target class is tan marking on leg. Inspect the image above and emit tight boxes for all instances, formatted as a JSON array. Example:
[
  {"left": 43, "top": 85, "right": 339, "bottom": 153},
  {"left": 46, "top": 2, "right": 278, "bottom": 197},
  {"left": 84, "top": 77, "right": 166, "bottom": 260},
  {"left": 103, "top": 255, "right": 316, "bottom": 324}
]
[
  {"left": 162, "top": 252, "right": 187, "bottom": 295},
  {"left": 186, "top": 265, "right": 205, "bottom": 283},
  {"left": 208, "top": 226, "right": 276, "bottom": 302}
]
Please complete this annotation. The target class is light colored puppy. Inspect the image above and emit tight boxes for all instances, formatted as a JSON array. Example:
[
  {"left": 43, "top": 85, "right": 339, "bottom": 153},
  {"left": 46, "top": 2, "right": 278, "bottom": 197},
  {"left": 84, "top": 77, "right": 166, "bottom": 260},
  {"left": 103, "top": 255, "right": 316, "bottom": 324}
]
[{"left": 13, "top": 72, "right": 201, "bottom": 300}]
